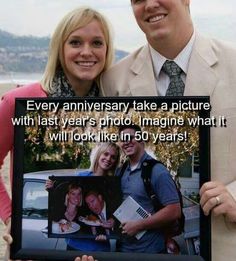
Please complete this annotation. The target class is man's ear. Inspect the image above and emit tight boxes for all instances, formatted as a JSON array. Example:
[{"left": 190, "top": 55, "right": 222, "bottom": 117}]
[
  {"left": 185, "top": 0, "right": 191, "bottom": 7},
  {"left": 182, "top": 0, "right": 191, "bottom": 14},
  {"left": 98, "top": 195, "right": 103, "bottom": 202},
  {"left": 184, "top": 0, "right": 190, "bottom": 4}
]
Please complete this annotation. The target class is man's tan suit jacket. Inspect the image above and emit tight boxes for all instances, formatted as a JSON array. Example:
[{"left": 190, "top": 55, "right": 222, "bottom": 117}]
[{"left": 101, "top": 33, "right": 236, "bottom": 261}]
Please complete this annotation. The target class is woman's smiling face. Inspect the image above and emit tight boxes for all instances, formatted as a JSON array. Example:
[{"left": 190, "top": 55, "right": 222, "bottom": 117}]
[
  {"left": 98, "top": 147, "right": 118, "bottom": 171},
  {"left": 63, "top": 19, "right": 107, "bottom": 87},
  {"left": 68, "top": 187, "right": 82, "bottom": 206}
]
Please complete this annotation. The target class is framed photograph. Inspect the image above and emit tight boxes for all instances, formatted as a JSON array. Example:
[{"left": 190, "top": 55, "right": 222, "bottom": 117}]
[
  {"left": 11, "top": 97, "right": 210, "bottom": 261},
  {"left": 47, "top": 176, "right": 122, "bottom": 240}
]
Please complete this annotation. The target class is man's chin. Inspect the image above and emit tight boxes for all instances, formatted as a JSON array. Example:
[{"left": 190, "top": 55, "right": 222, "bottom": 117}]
[
  {"left": 125, "top": 146, "right": 134, "bottom": 151},
  {"left": 125, "top": 151, "right": 134, "bottom": 156}
]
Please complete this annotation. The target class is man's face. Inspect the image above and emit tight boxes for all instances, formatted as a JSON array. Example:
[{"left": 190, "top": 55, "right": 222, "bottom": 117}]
[
  {"left": 85, "top": 194, "right": 104, "bottom": 215},
  {"left": 131, "top": 0, "right": 191, "bottom": 45},
  {"left": 120, "top": 128, "right": 143, "bottom": 158}
]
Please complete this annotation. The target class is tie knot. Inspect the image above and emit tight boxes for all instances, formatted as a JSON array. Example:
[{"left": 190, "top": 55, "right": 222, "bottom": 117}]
[{"left": 162, "top": 60, "right": 182, "bottom": 77}]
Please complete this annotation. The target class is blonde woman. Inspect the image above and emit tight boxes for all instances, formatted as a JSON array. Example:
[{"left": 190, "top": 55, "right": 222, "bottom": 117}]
[
  {"left": 78, "top": 142, "right": 120, "bottom": 177},
  {"left": 60, "top": 183, "right": 84, "bottom": 222},
  {"left": 1, "top": 6, "right": 114, "bottom": 254}
]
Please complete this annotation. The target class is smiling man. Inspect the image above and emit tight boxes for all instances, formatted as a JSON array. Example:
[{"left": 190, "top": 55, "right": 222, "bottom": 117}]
[
  {"left": 101, "top": 1, "right": 236, "bottom": 260},
  {"left": 116, "top": 124, "right": 181, "bottom": 253},
  {"left": 84, "top": 190, "right": 115, "bottom": 239},
  {"left": 101, "top": 0, "right": 195, "bottom": 97}
]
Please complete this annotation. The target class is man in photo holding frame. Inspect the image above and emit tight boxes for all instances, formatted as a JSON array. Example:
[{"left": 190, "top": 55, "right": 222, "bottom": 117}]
[
  {"left": 100, "top": 1, "right": 236, "bottom": 260},
  {"left": 84, "top": 190, "right": 116, "bottom": 242},
  {"left": 116, "top": 124, "right": 181, "bottom": 254}
]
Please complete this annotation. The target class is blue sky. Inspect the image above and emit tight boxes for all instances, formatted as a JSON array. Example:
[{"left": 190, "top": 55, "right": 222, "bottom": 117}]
[{"left": 0, "top": 0, "right": 235, "bottom": 51}]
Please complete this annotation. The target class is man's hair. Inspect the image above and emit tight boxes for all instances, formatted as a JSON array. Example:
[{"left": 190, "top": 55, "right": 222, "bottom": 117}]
[
  {"left": 118, "top": 124, "right": 142, "bottom": 135},
  {"left": 85, "top": 190, "right": 103, "bottom": 200}
]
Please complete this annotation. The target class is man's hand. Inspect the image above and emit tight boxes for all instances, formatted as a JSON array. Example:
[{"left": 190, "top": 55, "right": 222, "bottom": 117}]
[
  {"left": 100, "top": 218, "right": 114, "bottom": 229},
  {"left": 200, "top": 181, "right": 236, "bottom": 222},
  {"left": 121, "top": 220, "right": 143, "bottom": 237},
  {"left": 95, "top": 234, "right": 107, "bottom": 241},
  {"left": 75, "top": 255, "right": 98, "bottom": 261},
  {"left": 2, "top": 217, "right": 12, "bottom": 244},
  {"left": 2, "top": 218, "right": 32, "bottom": 261}
]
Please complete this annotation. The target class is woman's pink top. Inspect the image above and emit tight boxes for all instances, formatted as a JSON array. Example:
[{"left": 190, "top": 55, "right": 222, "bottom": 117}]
[{"left": 0, "top": 82, "right": 47, "bottom": 223}]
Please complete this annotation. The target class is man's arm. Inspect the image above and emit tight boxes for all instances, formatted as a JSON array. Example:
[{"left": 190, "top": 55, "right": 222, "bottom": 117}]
[
  {"left": 100, "top": 217, "right": 115, "bottom": 229},
  {"left": 121, "top": 203, "right": 181, "bottom": 237}
]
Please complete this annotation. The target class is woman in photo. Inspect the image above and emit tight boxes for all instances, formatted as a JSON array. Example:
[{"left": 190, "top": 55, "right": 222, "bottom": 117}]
[
  {"left": 78, "top": 142, "right": 120, "bottom": 177},
  {"left": 64, "top": 184, "right": 83, "bottom": 222},
  {"left": 52, "top": 183, "right": 84, "bottom": 224},
  {"left": 1, "top": 5, "right": 114, "bottom": 254}
]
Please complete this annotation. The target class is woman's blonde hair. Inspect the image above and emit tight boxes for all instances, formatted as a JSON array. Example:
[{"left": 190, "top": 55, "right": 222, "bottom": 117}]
[
  {"left": 41, "top": 6, "right": 114, "bottom": 94},
  {"left": 90, "top": 142, "right": 120, "bottom": 176}
]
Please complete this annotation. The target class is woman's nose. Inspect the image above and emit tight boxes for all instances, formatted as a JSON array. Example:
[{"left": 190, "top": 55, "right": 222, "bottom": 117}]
[
  {"left": 106, "top": 155, "right": 112, "bottom": 161},
  {"left": 80, "top": 44, "right": 93, "bottom": 57}
]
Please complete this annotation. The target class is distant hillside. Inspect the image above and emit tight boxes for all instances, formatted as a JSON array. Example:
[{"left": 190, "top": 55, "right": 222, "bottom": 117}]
[
  {"left": 0, "top": 29, "right": 129, "bottom": 74},
  {"left": 0, "top": 29, "right": 50, "bottom": 49}
]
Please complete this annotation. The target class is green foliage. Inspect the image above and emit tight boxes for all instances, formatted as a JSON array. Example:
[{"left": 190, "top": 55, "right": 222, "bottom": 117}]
[{"left": 24, "top": 108, "right": 199, "bottom": 176}]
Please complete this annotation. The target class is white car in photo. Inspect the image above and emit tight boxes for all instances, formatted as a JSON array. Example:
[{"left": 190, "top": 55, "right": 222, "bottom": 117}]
[{"left": 22, "top": 169, "right": 77, "bottom": 250}]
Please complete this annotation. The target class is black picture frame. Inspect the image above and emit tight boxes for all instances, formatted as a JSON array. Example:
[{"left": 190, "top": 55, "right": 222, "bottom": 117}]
[
  {"left": 47, "top": 176, "right": 122, "bottom": 240},
  {"left": 11, "top": 96, "right": 211, "bottom": 261}
]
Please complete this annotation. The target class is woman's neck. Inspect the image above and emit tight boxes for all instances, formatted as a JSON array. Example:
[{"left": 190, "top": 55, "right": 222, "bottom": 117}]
[
  {"left": 94, "top": 166, "right": 107, "bottom": 176},
  {"left": 65, "top": 73, "right": 93, "bottom": 96},
  {"left": 66, "top": 203, "right": 77, "bottom": 211},
  {"left": 65, "top": 204, "right": 77, "bottom": 221},
  {"left": 72, "top": 80, "right": 93, "bottom": 96}
]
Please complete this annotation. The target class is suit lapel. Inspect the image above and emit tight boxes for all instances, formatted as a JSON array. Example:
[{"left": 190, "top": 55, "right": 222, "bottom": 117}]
[
  {"left": 128, "top": 35, "right": 219, "bottom": 97},
  {"left": 185, "top": 33, "right": 219, "bottom": 96},
  {"left": 129, "top": 45, "right": 158, "bottom": 96}
]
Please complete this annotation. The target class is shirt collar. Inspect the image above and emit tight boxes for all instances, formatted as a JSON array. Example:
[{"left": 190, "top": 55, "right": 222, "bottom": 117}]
[
  {"left": 101, "top": 203, "right": 106, "bottom": 218},
  {"left": 149, "top": 30, "right": 196, "bottom": 78},
  {"left": 127, "top": 152, "right": 149, "bottom": 172}
]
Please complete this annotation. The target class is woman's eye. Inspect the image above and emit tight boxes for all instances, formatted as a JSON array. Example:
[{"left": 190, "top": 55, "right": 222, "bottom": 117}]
[
  {"left": 69, "top": 39, "right": 81, "bottom": 46},
  {"left": 132, "top": 0, "right": 143, "bottom": 4},
  {"left": 93, "top": 40, "right": 104, "bottom": 47}
]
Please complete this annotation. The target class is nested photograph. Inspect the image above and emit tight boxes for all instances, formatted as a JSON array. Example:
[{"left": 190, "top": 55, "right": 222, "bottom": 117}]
[{"left": 47, "top": 176, "right": 122, "bottom": 245}]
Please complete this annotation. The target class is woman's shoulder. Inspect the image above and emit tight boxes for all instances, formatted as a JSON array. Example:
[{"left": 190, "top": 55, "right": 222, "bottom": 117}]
[
  {"left": 2, "top": 82, "right": 47, "bottom": 101},
  {"left": 76, "top": 170, "right": 93, "bottom": 177}
]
